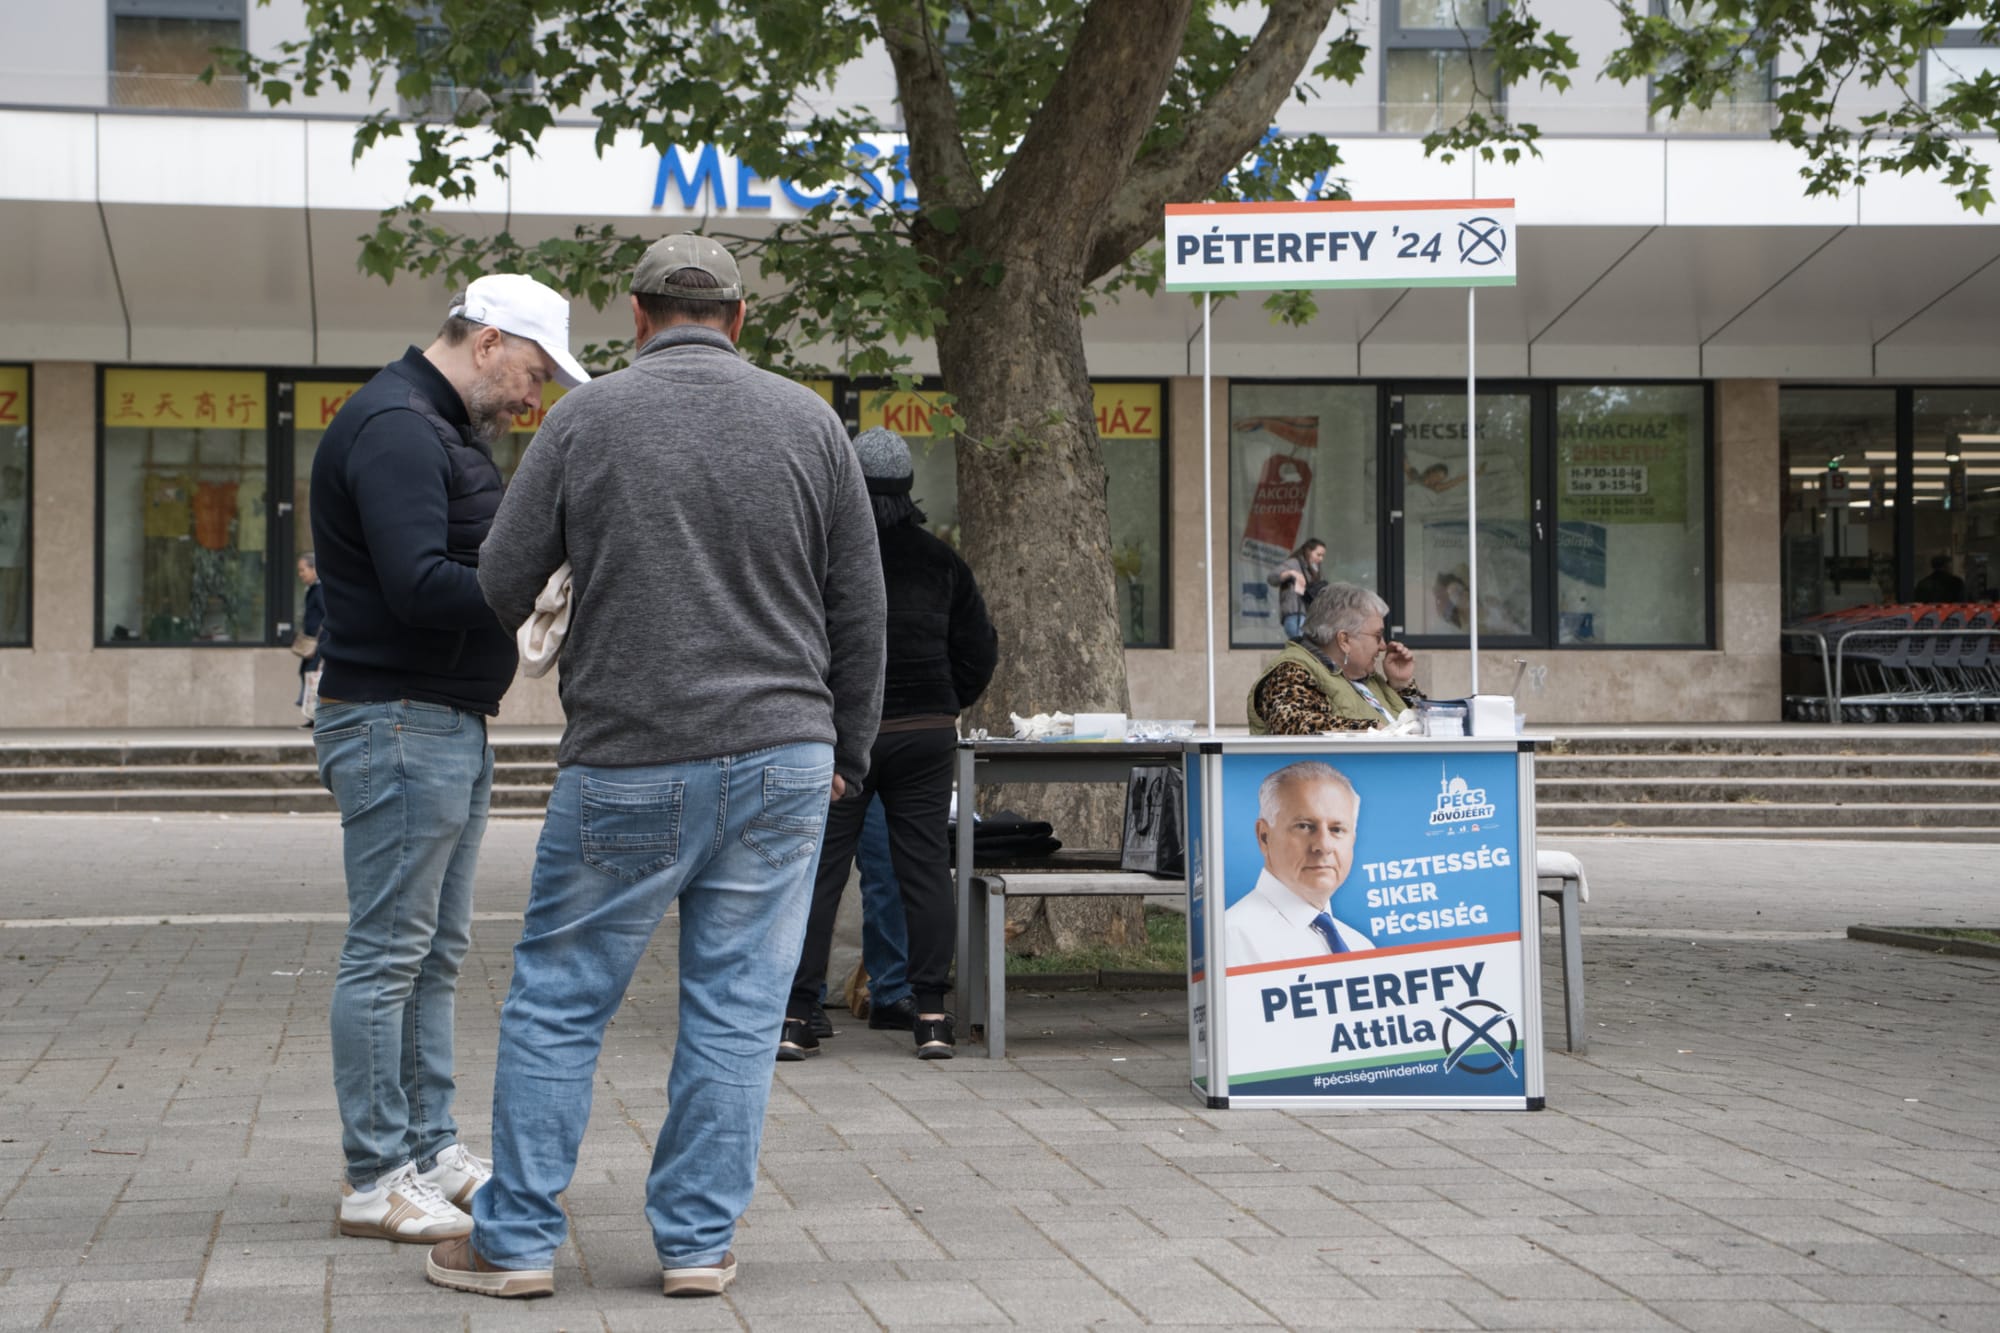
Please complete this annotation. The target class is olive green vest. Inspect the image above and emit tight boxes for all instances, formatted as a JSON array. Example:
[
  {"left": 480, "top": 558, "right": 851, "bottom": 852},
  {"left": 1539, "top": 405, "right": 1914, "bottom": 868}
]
[{"left": 1246, "top": 641, "right": 1405, "bottom": 734}]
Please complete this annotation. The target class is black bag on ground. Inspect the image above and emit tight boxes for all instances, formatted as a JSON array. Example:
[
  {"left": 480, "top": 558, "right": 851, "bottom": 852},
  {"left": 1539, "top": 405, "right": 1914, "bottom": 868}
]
[{"left": 1119, "top": 765, "right": 1186, "bottom": 878}]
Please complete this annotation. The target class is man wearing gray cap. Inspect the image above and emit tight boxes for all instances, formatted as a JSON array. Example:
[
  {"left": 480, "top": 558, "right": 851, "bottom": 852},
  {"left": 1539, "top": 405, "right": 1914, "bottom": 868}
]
[
  {"left": 428, "top": 234, "right": 886, "bottom": 1300},
  {"left": 312, "top": 273, "right": 586, "bottom": 1246}
]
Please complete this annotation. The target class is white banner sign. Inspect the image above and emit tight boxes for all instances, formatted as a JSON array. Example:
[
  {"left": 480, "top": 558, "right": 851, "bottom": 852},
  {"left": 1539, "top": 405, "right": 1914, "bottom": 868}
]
[{"left": 1164, "top": 198, "right": 1516, "bottom": 292}]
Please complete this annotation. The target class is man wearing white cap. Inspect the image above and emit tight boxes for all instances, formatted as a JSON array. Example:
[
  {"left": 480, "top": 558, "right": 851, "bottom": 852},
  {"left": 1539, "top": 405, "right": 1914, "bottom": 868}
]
[{"left": 309, "top": 274, "right": 587, "bottom": 1245}]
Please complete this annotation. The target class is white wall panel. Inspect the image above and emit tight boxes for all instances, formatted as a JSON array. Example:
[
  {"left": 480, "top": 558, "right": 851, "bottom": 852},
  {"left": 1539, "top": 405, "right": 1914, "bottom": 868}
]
[
  {"left": 0, "top": 111, "right": 99, "bottom": 203},
  {"left": 1857, "top": 141, "right": 2000, "bottom": 225},
  {"left": 1475, "top": 143, "right": 1664, "bottom": 226},
  {"left": 1664, "top": 141, "right": 1859, "bottom": 226},
  {"left": 99, "top": 117, "right": 306, "bottom": 209},
  {"left": 304, "top": 119, "right": 506, "bottom": 215}
]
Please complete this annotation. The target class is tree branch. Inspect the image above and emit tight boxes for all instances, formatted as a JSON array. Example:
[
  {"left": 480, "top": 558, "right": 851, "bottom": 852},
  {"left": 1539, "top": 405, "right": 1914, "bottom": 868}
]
[
  {"left": 871, "top": 0, "right": 983, "bottom": 212},
  {"left": 982, "top": 0, "right": 1197, "bottom": 275},
  {"left": 1084, "top": 0, "right": 1341, "bottom": 284}
]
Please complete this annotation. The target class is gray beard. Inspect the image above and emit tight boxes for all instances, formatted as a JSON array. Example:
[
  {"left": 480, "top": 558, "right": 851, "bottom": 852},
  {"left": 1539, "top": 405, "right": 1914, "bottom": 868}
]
[{"left": 463, "top": 376, "right": 516, "bottom": 447}]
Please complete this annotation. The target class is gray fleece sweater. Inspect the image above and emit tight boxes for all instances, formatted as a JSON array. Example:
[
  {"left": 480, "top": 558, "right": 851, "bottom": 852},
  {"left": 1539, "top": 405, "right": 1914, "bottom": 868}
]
[{"left": 478, "top": 325, "right": 886, "bottom": 784}]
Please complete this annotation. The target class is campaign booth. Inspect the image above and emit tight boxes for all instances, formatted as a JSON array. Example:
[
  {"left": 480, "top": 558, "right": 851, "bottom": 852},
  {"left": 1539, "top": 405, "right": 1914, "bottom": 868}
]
[
  {"left": 1157, "top": 197, "right": 1547, "bottom": 1108},
  {"left": 1184, "top": 736, "right": 1544, "bottom": 1109}
]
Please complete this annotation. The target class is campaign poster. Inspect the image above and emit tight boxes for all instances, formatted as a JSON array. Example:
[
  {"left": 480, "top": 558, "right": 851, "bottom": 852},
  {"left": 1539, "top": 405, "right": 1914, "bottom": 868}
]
[{"left": 1217, "top": 748, "right": 1531, "bottom": 1102}]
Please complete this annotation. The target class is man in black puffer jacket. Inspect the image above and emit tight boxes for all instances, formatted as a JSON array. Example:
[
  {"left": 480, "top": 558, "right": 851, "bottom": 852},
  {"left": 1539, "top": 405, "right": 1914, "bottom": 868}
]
[
  {"left": 782, "top": 427, "right": 998, "bottom": 1061},
  {"left": 309, "top": 274, "right": 588, "bottom": 1245}
]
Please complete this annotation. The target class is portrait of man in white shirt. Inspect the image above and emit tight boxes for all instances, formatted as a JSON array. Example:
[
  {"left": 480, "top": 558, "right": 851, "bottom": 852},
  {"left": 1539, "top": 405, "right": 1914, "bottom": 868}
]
[{"left": 1226, "top": 760, "right": 1375, "bottom": 965}]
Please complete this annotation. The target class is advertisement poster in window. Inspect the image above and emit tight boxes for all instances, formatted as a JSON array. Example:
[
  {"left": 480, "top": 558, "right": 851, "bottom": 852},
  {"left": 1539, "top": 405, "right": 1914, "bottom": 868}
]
[
  {"left": 1554, "top": 386, "right": 1706, "bottom": 645},
  {"left": 1228, "top": 387, "right": 1379, "bottom": 647},
  {"left": 1402, "top": 396, "right": 1532, "bottom": 638},
  {"left": 1217, "top": 748, "right": 1531, "bottom": 1103}
]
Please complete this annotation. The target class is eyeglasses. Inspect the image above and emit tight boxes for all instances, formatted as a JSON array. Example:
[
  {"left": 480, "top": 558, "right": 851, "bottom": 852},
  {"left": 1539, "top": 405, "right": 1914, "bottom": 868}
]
[{"left": 1350, "top": 626, "right": 1385, "bottom": 643}]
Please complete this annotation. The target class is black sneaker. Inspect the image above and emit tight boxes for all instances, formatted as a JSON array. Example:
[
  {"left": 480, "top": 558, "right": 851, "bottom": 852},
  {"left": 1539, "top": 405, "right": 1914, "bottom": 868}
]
[
  {"left": 776, "top": 1017, "right": 820, "bottom": 1061},
  {"left": 866, "top": 996, "right": 918, "bottom": 1032},
  {"left": 808, "top": 1004, "right": 836, "bottom": 1040},
  {"left": 913, "top": 1015, "right": 955, "bottom": 1060}
]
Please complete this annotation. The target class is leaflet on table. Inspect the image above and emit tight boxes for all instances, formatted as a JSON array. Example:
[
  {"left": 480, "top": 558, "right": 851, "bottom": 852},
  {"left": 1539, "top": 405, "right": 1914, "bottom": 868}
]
[{"left": 1215, "top": 747, "right": 1527, "bottom": 1100}]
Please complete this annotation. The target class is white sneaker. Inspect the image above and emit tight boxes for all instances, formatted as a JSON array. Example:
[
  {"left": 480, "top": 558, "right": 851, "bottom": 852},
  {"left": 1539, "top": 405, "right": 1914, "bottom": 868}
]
[
  {"left": 338, "top": 1162, "right": 471, "bottom": 1243},
  {"left": 418, "top": 1143, "right": 492, "bottom": 1211}
]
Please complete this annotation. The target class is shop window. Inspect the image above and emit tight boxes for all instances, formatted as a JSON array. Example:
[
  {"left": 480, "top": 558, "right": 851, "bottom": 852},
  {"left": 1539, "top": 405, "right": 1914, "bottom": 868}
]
[
  {"left": 1232, "top": 380, "right": 1715, "bottom": 650},
  {"left": 1398, "top": 388, "right": 1537, "bottom": 643},
  {"left": 1647, "top": 0, "right": 1772, "bottom": 134},
  {"left": 1911, "top": 389, "right": 2000, "bottom": 602},
  {"left": 109, "top": 0, "right": 247, "bottom": 110},
  {"left": 0, "top": 366, "right": 28, "bottom": 647},
  {"left": 1382, "top": 0, "right": 1501, "bottom": 134},
  {"left": 99, "top": 369, "right": 270, "bottom": 645},
  {"left": 1551, "top": 384, "right": 1710, "bottom": 646},
  {"left": 1779, "top": 389, "right": 1898, "bottom": 620},
  {"left": 1227, "top": 385, "right": 1380, "bottom": 648},
  {"left": 854, "top": 381, "right": 1170, "bottom": 648}
]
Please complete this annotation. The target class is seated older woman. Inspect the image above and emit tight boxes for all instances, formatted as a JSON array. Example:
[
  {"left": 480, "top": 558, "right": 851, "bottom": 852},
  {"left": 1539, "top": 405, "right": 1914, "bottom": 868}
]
[{"left": 1247, "top": 582, "right": 1423, "bottom": 734}]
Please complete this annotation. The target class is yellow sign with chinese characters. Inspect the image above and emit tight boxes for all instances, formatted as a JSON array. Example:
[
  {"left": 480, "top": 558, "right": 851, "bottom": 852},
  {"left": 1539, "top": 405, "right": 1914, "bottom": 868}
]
[
  {"left": 0, "top": 366, "right": 25, "bottom": 427},
  {"left": 296, "top": 379, "right": 569, "bottom": 435},
  {"left": 104, "top": 370, "right": 267, "bottom": 430},
  {"left": 859, "top": 383, "right": 1161, "bottom": 440}
]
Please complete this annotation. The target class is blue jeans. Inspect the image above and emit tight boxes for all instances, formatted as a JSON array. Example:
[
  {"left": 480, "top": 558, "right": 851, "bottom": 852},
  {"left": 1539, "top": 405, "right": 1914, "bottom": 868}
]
[
  {"left": 1282, "top": 612, "right": 1306, "bottom": 640},
  {"left": 855, "top": 797, "right": 911, "bottom": 1007},
  {"left": 473, "top": 743, "right": 833, "bottom": 1269},
  {"left": 315, "top": 698, "right": 493, "bottom": 1186}
]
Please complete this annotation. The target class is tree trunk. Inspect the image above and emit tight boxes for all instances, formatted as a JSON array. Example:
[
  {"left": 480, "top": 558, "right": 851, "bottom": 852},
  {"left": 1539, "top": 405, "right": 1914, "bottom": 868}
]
[{"left": 939, "top": 261, "right": 1144, "bottom": 955}]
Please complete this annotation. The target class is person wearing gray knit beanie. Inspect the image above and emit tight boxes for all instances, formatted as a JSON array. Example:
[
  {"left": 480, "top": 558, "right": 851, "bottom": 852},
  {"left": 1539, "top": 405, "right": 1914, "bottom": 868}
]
[
  {"left": 782, "top": 423, "right": 998, "bottom": 1062},
  {"left": 853, "top": 426, "right": 912, "bottom": 484}
]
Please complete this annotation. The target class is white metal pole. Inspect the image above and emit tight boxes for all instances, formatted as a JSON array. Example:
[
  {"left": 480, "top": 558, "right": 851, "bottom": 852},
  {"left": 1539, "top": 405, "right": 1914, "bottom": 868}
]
[
  {"left": 1466, "top": 286, "right": 1480, "bottom": 697},
  {"left": 1202, "top": 292, "right": 1217, "bottom": 736}
]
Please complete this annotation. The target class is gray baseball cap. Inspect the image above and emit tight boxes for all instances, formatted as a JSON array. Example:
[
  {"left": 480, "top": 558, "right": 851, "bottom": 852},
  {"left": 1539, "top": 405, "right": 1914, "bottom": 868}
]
[{"left": 631, "top": 233, "right": 743, "bottom": 301}]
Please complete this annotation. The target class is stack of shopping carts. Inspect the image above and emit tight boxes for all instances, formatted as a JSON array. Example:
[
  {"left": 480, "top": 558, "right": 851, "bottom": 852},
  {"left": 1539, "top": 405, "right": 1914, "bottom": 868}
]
[{"left": 1783, "top": 603, "right": 2000, "bottom": 722}]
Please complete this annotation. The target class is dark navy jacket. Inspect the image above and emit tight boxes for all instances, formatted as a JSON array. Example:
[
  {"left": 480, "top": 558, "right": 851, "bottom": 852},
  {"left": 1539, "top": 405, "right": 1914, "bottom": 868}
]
[{"left": 309, "top": 348, "right": 517, "bottom": 714}]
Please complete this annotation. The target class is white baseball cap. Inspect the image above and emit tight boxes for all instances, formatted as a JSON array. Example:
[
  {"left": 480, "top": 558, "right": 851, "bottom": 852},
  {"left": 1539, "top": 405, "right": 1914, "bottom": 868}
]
[{"left": 450, "top": 274, "right": 591, "bottom": 388}]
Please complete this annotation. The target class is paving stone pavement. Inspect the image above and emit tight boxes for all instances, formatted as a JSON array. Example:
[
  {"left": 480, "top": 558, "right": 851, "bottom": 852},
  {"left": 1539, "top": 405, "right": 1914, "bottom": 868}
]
[{"left": 2, "top": 814, "right": 1997, "bottom": 1330}]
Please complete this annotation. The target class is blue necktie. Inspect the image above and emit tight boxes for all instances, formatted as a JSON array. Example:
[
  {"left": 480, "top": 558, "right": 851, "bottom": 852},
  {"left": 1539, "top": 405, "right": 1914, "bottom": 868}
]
[{"left": 1310, "top": 912, "right": 1347, "bottom": 955}]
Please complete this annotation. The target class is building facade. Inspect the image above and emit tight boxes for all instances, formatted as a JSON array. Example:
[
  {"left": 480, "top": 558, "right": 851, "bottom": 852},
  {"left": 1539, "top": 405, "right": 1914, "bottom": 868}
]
[{"left": 2, "top": 2, "right": 1997, "bottom": 727}]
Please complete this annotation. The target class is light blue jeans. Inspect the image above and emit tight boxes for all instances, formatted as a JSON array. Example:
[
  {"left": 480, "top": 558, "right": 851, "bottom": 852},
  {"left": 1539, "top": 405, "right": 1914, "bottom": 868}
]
[
  {"left": 314, "top": 698, "right": 493, "bottom": 1186},
  {"left": 1282, "top": 612, "right": 1306, "bottom": 640},
  {"left": 472, "top": 743, "right": 833, "bottom": 1270},
  {"left": 854, "top": 797, "right": 911, "bottom": 1008}
]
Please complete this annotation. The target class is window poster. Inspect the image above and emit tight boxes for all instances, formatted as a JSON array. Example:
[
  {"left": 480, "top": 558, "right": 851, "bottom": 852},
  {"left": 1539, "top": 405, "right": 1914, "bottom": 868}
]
[{"left": 1228, "top": 385, "right": 1379, "bottom": 647}]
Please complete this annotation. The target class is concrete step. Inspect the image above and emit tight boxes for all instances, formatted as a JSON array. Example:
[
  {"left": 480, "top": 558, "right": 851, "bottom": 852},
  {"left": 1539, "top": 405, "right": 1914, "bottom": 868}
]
[
  {"left": 1534, "top": 776, "right": 2000, "bottom": 806},
  {"left": 1539, "top": 734, "right": 2000, "bottom": 758},
  {"left": 0, "top": 785, "right": 556, "bottom": 814},
  {"left": 1539, "top": 754, "right": 2000, "bottom": 780},
  {"left": 1536, "top": 825, "right": 2000, "bottom": 842},
  {"left": 0, "top": 762, "right": 562, "bottom": 792},
  {"left": 1537, "top": 800, "right": 2000, "bottom": 829}
]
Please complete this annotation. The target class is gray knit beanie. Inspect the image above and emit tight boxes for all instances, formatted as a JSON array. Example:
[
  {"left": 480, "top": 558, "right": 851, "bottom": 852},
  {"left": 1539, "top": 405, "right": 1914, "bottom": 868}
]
[{"left": 853, "top": 427, "right": 913, "bottom": 482}]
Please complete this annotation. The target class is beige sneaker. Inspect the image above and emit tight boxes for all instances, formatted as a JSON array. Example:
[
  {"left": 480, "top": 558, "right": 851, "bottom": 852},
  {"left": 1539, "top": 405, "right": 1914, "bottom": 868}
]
[
  {"left": 337, "top": 1162, "right": 471, "bottom": 1243},
  {"left": 662, "top": 1251, "right": 737, "bottom": 1297},
  {"left": 417, "top": 1142, "right": 492, "bottom": 1210},
  {"left": 425, "top": 1235, "right": 554, "bottom": 1298}
]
